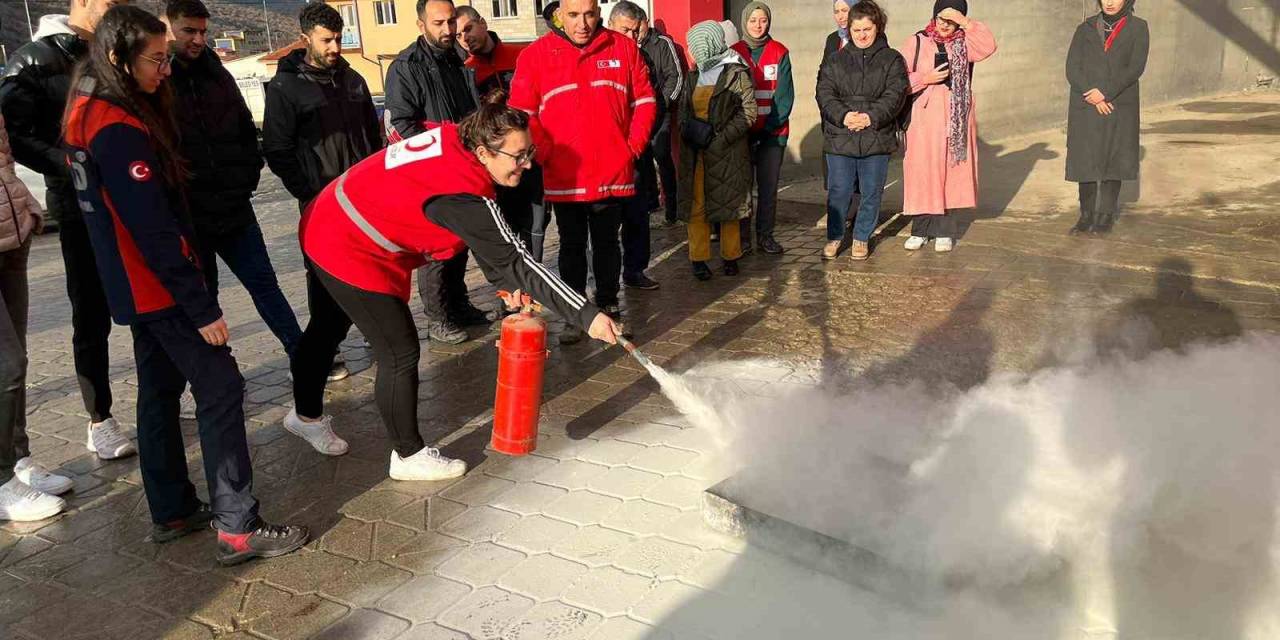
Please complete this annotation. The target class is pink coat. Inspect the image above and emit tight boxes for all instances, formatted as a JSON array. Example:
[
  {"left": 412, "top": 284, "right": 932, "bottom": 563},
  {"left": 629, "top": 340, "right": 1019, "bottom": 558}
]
[
  {"left": 899, "top": 22, "right": 997, "bottom": 216},
  {"left": 0, "top": 114, "right": 43, "bottom": 252}
]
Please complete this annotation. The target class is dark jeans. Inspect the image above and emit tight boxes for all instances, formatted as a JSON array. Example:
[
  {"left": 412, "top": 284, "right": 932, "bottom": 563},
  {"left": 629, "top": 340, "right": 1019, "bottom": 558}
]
[
  {"left": 132, "top": 315, "right": 258, "bottom": 533},
  {"left": 0, "top": 240, "right": 31, "bottom": 483},
  {"left": 195, "top": 220, "right": 302, "bottom": 356},
  {"left": 623, "top": 147, "right": 655, "bottom": 278},
  {"left": 555, "top": 200, "right": 623, "bottom": 308},
  {"left": 1079, "top": 180, "right": 1122, "bottom": 215},
  {"left": 653, "top": 117, "right": 678, "bottom": 221},
  {"left": 911, "top": 214, "right": 958, "bottom": 238},
  {"left": 751, "top": 142, "right": 785, "bottom": 239},
  {"left": 312, "top": 266, "right": 426, "bottom": 459},
  {"left": 291, "top": 260, "right": 353, "bottom": 420},
  {"left": 417, "top": 250, "right": 472, "bottom": 321},
  {"left": 59, "top": 215, "right": 114, "bottom": 422},
  {"left": 825, "top": 153, "right": 890, "bottom": 242}
]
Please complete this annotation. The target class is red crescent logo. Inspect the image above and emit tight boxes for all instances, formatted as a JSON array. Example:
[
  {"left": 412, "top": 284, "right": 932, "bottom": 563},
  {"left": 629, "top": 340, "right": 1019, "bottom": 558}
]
[
  {"left": 404, "top": 132, "right": 438, "bottom": 153},
  {"left": 128, "top": 161, "right": 152, "bottom": 182}
]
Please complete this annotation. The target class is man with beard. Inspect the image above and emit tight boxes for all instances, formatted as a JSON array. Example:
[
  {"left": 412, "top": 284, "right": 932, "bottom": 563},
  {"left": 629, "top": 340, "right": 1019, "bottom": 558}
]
[
  {"left": 384, "top": 0, "right": 492, "bottom": 345},
  {"left": 263, "top": 2, "right": 382, "bottom": 458},
  {"left": 163, "top": 0, "right": 302, "bottom": 362}
]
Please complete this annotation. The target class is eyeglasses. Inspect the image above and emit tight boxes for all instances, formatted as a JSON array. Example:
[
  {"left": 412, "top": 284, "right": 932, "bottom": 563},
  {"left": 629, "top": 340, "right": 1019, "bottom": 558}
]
[
  {"left": 137, "top": 53, "right": 173, "bottom": 71},
  {"left": 489, "top": 145, "right": 537, "bottom": 166}
]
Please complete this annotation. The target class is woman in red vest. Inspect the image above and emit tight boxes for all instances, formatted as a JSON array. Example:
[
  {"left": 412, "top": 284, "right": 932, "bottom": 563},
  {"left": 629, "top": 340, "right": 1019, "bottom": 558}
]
[
  {"left": 293, "top": 93, "right": 621, "bottom": 483},
  {"left": 730, "top": 1, "right": 793, "bottom": 255}
]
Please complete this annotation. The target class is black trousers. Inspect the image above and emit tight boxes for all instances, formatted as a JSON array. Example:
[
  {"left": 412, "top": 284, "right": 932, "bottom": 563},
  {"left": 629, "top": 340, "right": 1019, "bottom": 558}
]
[
  {"left": 417, "top": 250, "right": 471, "bottom": 321},
  {"left": 911, "top": 214, "right": 958, "bottom": 238},
  {"left": 653, "top": 117, "right": 678, "bottom": 221},
  {"left": 0, "top": 240, "right": 31, "bottom": 484},
  {"left": 291, "top": 260, "right": 352, "bottom": 420},
  {"left": 1079, "top": 180, "right": 1122, "bottom": 215},
  {"left": 623, "top": 147, "right": 655, "bottom": 277},
  {"left": 58, "top": 214, "right": 114, "bottom": 422},
  {"left": 132, "top": 316, "right": 258, "bottom": 533},
  {"left": 297, "top": 264, "right": 427, "bottom": 459},
  {"left": 555, "top": 200, "right": 623, "bottom": 308}
]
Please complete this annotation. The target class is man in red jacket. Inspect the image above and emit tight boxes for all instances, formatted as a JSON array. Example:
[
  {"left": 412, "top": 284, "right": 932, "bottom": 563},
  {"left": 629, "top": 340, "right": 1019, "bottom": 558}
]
[{"left": 509, "top": 0, "right": 656, "bottom": 344}]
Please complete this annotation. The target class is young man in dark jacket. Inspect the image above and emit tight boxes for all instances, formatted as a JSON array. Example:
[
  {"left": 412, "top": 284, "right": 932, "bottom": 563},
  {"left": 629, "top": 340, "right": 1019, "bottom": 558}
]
[
  {"left": 265, "top": 3, "right": 380, "bottom": 456},
  {"left": 0, "top": 0, "right": 138, "bottom": 463},
  {"left": 456, "top": 5, "right": 548, "bottom": 262},
  {"left": 164, "top": 0, "right": 302, "bottom": 359},
  {"left": 638, "top": 15, "right": 685, "bottom": 229},
  {"left": 384, "top": 0, "right": 490, "bottom": 345}
]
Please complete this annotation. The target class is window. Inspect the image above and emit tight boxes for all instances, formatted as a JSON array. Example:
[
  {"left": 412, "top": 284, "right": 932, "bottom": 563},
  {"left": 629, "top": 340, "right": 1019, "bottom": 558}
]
[
  {"left": 492, "top": 0, "right": 518, "bottom": 18},
  {"left": 374, "top": 0, "right": 397, "bottom": 25},
  {"left": 337, "top": 3, "right": 360, "bottom": 48}
]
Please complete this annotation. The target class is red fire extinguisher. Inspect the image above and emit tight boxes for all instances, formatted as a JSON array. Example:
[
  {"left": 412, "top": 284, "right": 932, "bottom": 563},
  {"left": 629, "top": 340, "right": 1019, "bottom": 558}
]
[{"left": 491, "top": 291, "right": 548, "bottom": 456}]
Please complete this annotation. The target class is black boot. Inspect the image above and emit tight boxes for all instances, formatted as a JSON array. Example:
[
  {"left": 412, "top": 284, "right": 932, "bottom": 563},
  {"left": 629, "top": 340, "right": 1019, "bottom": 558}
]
[
  {"left": 1091, "top": 210, "right": 1116, "bottom": 235},
  {"left": 1069, "top": 205, "right": 1095, "bottom": 235},
  {"left": 692, "top": 261, "right": 712, "bottom": 281}
]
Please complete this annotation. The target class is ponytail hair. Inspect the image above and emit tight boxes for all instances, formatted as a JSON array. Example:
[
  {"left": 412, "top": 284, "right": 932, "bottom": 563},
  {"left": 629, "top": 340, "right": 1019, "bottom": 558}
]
[
  {"left": 850, "top": 0, "right": 888, "bottom": 35},
  {"left": 458, "top": 89, "right": 530, "bottom": 152}
]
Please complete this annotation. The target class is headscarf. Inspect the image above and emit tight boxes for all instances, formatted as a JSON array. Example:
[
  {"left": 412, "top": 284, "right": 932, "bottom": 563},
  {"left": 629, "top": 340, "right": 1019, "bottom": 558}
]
[
  {"left": 834, "top": 0, "right": 851, "bottom": 46},
  {"left": 740, "top": 1, "right": 771, "bottom": 50},
  {"left": 1099, "top": 0, "right": 1135, "bottom": 26},
  {"left": 924, "top": 1, "right": 971, "bottom": 166},
  {"left": 688, "top": 20, "right": 730, "bottom": 73}
]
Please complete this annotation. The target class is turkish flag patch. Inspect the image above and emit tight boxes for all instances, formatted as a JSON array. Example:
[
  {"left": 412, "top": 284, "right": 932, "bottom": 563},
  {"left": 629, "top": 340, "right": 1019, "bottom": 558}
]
[{"left": 128, "top": 161, "right": 152, "bottom": 182}]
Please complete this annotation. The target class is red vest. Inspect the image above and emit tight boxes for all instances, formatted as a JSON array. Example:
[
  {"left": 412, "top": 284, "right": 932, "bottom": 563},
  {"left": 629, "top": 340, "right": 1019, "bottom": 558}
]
[
  {"left": 300, "top": 124, "right": 494, "bottom": 299},
  {"left": 731, "top": 39, "right": 789, "bottom": 137}
]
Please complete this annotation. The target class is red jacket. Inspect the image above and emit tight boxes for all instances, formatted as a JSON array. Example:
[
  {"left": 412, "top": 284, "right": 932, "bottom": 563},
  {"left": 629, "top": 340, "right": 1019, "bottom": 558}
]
[
  {"left": 731, "top": 39, "right": 790, "bottom": 137},
  {"left": 466, "top": 34, "right": 527, "bottom": 95},
  {"left": 301, "top": 124, "right": 491, "bottom": 299},
  {"left": 509, "top": 27, "right": 656, "bottom": 203}
]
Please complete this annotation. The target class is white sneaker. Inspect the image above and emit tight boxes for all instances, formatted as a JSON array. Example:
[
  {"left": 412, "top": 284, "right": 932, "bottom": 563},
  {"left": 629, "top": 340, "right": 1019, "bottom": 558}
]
[
  {"left": 389, "top": 447, "right": 466, "bottom": 482},
  {"left": 283, "top": 409, "right": 349, "bottom": 456},
  {"left": 904, "top": 236, "right": 927, "bottom": 251},
  {"left": 87, "top": 418, "right": 137, "bottom": 460},
  {"left": 0, "top": 477, "right": 66, "bottom": 522},
  {"left": 935, "top": 237, "right": 954, "bottom": 253},
  {"left": 14, "top": 458, "right": 73, "bottom": 496}
]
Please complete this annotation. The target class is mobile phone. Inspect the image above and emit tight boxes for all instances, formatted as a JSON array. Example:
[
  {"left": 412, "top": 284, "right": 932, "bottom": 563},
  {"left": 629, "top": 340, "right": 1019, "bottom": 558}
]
[{"left": 934, "top": 51, "right": 950, "bottom": 71}]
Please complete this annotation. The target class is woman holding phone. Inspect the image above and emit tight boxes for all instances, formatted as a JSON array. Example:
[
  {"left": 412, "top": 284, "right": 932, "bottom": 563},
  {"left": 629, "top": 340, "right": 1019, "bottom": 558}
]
[{"left": 899, "top": 0, "right": 996, "bottom": 253}]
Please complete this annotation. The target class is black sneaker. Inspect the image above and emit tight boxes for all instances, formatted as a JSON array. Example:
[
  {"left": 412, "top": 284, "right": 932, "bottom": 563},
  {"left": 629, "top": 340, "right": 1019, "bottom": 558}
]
[
  {"left": 759, "top": 235, "right": 784, "bottom": 254},
  {"left": 623, "top": 273, "right": 660, "bottom": 290},
  {"left": 692, "top": 261, "right": 712, "bottom": 281},
  {"left": 449, "top": 304, "right": 496, "bottom": 327},
  {"left": 427, "top": 318, "right": 469, "bottom": 344},
  {"left": 216, "top": 521, "right": 309, "bottom": 566},
  {"left": 723, "top": 259, "right": 740, "bottom": 276},
  {"left": 150, "top": 502, "right": 214, "bottom": 544},
  {"left": 740, "top": 243, "right": 754, "bottom": 257},
  {"left": 326, "top": 359, "right": 350, "bottom": 382}
]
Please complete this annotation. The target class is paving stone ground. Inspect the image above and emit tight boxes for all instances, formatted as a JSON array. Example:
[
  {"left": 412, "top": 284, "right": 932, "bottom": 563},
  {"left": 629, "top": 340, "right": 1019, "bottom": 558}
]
[{"left": 3, "top": 90, "right": 1279, "bottom": 639}]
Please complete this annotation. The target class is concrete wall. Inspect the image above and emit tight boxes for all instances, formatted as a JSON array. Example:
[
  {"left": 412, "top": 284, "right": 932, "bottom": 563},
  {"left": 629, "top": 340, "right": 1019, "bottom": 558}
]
[{"left": 723, "top": 0, "right": 1280, "bottom": 178}]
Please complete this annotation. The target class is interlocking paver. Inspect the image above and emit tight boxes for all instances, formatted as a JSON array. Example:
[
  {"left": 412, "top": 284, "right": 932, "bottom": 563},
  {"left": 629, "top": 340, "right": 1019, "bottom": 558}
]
[
  {"left": 589, "top": 616, "right": 673, "bottom": 640},
  {"left": 238, "top": 582, "right": 349, "bottom": 640},
  {"left": 313, "top": 608, "right": 411, "bottom": 640},
  {"left": 495, "top": 515, "right": 578, "bottom": 554},
  {"left": 480, "top": 453, "right": 560, "bottom": 483},
  {"left": 489, "top": 481, "right": 567, "bottom": 516},
  {"left": 435, "top": 541, "right": 527, "bottom": 587},
  {"left": 500, "top": 601, "right": 603, "bottom": 640},
  {"left": 532, "top": 459, "right": 611, "bottom": 491},
  {"left": 436, "top": 506, "right": 521, "bottom": 543},
  {"left": 542, "top": 491, "right": 623, "bottom": 526},
  {"left": 376, "top": 574, "right": 471, "bottom": 624},
  {"left": 551, "top": 525, "right": 636, "bottom": 568},
  {"left": 496, "top": 553, "right": 590, "bottom": 601},
  {"left": 601, "top": 500, "right": 682, "bottom": 537},
  {"left": 440, "top": 474, "right": 517, "bottom": 507},
  {"left": 642, "top": 476, "right": 707, "bottom": 511},
  {"left": 339, "top": 489, "right": 419, "bottom": 522},
  {"left": 320, "top": 560, "right": 413, "bottom": 608},
  {"left": 612, "top": 537, "right": 705, "bottom": 580},
  {"left": 629, "top": 580, "right": 707, "bottom": 626},
  {"left": 562, "top": 566, "right": 656, "bottom": 617},
  {"left": 587, "top": 467, "right": 664, "bottom": 498},
  {"left": 627, "top": 446, "right": 702, "bottom": 477},
  {"left": 394, "top": 623, "right": 471, "bottom": 639},
  {"left": 436, "top": 586, "right": 535, "bottom": 640},
  {"left": 574, "top": 438, "right": 648, "bottom": 467}
]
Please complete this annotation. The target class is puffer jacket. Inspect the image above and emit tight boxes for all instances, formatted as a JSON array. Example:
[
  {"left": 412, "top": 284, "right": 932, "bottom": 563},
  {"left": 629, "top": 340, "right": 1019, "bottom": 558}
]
[
  {"left": 0, "top": 114, "right": 43, "bottom": 252},
  {"left": 816, "top": 34, "right": 908, "bottom": 158},
  {"left": 676, "top": 59, "right": 757, "bottom": 224}
]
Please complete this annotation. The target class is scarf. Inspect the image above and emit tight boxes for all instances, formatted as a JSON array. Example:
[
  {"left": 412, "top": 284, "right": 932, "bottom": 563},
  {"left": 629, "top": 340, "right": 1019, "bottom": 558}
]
[
  {"left": 924, "top": 20, "right": 971, "bottom": 165},
  {"left": 834, "top": 0, "right": 851, "bottom": 46},
  {"left": 741, "top": 1, "right": 771, "bottom": 50},
  {"left": 687, "top": 20, "right": 729, "bottom": 73},
  {"left": 1096, "top": 1, "right": 1135, "bottom": 51}
]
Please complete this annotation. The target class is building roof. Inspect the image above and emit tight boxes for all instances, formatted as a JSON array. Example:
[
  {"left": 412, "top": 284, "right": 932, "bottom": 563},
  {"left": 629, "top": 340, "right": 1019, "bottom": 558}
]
[{"left": 262, "top": 40, "right": 307, "bottom": 62}]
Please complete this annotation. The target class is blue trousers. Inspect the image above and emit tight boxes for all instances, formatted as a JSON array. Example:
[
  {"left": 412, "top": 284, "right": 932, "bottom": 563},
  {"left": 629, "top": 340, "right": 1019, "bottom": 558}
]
[{"left": 825, "top": 153, "right": 891, "bottom": 242}]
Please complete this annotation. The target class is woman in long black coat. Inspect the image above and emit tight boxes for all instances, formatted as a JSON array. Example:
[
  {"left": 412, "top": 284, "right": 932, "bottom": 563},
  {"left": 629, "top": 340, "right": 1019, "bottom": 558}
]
[{"left": 1065, "top": 0, "right": 1149, "bottom": 235}]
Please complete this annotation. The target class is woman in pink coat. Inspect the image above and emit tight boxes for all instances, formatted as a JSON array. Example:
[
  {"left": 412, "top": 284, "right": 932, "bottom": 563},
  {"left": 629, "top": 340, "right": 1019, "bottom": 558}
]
[{"left": 899, "top": 0, "right": 996, "bottom": 252}]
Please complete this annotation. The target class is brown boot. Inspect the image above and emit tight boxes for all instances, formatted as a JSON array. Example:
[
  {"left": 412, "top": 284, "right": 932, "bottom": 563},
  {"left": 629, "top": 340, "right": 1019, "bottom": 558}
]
[{"left": 850, "top": 240, "right": 870, "bottom": 261}]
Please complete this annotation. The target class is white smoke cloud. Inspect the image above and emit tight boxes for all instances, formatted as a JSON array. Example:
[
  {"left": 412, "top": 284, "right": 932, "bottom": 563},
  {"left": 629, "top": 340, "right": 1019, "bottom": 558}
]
[{"left": 649, "top": 333, "right": 1280, "bottom": 639}]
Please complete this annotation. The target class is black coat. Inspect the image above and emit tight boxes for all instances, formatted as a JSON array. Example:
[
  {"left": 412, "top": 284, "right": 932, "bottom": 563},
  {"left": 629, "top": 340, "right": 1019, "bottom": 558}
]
[
  {"left": 640, "top": 29, "right": 686, "bottom": 113},
  {"left": 384, "top": 37, "right": 479, "bottom": 139},
  {"left": 262, "top": 50, "right": 382, "bottom": 205},
  {"left": 0, "top": 28, "right": 88, "bottom": 218},
  {"left": 821, "top": 30, "right": 845, "bottom": 68},
  {"left": 1065, "top": 14, "right": 1149, "bottom": 183},
  {"left": 170, "top": 48, "right": 265, "bottom": 235},
  {"left": 816, "top": 35, "right": 909, "bottom": 158}
]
